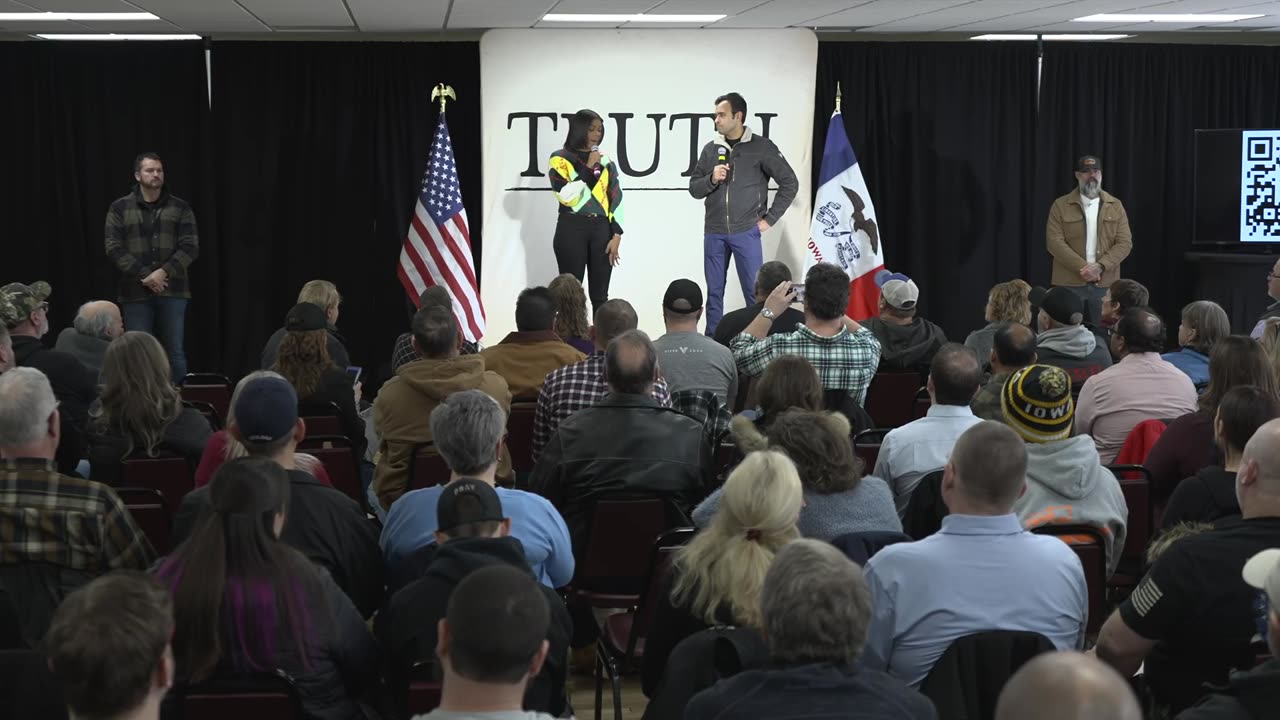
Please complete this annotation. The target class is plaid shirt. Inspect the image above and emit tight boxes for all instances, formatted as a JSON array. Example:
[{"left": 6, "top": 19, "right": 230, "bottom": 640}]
[
  {"left": 104, "top": 186, "right": 199, "bottom": 301},
  {"left": 532, "top": 353, "right": 671, "bottom": 462},
  {"left": 731, "top": 325, "right": 882, "bottom": 406},
  {"left": 670, "top": 389, "right": 733, "bottom": 446},
  {"left": 0, "top": 458, "right": 155, "bottom": 572},
  {"left": 391, "top": 332, "right": 479, "bottom": 372}
]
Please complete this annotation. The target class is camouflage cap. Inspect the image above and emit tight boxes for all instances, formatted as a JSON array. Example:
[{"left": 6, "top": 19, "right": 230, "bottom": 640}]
[{"left": 0, "top": 281, "right": 51, "bottom": 328}]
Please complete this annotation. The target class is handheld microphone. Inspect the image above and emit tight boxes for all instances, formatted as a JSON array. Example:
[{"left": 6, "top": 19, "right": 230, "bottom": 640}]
[
  {"left": 717, "top": 146, "right": 727, "bottom": 162},
  {"left": 589, "top": 144, "right": 603, "bottom": 172}
]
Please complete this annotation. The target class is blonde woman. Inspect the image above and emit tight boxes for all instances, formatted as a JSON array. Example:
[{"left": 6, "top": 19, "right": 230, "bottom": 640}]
[
  {"left": 548, "top": 273, "right": 594, "bottom": 355},
  {"left": 87, "top": 331, "right": 212, "bottom": 485},
  {"left": 193, "top": 370, "right": 328, "bottom": 488},
  {"left": 641, "top": 450, "right": 802, "bottom": 697},
  {"left": 1261, "top": 318, "right": 1280, "bottom": 388},
  {"left": 964, "top": 279, "right": 1032, "bottom": 364}
]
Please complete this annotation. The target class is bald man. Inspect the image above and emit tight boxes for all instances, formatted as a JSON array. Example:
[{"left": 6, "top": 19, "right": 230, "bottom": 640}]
[
  {"left": 55, "top": 300, "right": 123, "bottom": 372},
  {"left": 1096, "top": 418, "right": 1280, "bottom": 714},
  {"left": 971, "top": 322, "right": 1037, "bottom": 421},
  {"left": 996, "top": 652, "right": 1141, "bottom": 720}
]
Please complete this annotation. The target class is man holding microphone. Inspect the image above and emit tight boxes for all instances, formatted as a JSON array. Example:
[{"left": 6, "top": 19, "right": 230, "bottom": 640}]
[{"left": 690, "top": 92, "right": 798, "bottom": 335}]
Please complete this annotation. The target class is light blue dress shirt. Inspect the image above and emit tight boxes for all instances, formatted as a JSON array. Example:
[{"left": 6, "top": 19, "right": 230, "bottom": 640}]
[
  {"left": 380, "top": 484, "right": 575, "bottom": 589},
  {"left": 874, "top": 404, "right": 983, "bottom": 514},
  {"left": 862, "top": 513, "right": 1088, "bottom": 688}
]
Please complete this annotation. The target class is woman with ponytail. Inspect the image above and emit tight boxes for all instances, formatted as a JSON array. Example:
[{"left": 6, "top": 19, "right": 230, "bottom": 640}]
[
  {"left": 640, "top": 450, "right": 802, "bottom": 697},
  {"left": 155, "top": 457, "right": 382, "bottom": 720}
]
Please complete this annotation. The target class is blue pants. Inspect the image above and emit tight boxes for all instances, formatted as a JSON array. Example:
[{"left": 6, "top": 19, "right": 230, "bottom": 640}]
[
  {"left": 704, "top": 227, "right": 763, "bottom": 334},
  {"left": 122, "top": 296, "right": 189, "bottom": 380}
]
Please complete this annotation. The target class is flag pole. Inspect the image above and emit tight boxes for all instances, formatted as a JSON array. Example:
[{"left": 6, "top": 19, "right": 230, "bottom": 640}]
[
  {"left": 431, "top": 83, "right": 457, "bottom": 113},
  {"left": 835, "top": 81, "right": 842, "bottom": 114}
]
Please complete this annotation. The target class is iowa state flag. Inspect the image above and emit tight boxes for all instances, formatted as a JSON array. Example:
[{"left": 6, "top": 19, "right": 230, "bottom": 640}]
[{"left": 807, "top": 110, "right": 883, "bottom": 321}]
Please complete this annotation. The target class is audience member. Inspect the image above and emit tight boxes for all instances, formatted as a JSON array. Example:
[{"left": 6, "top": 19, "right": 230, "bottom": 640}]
[
  {"left": 381, "top": 390, "right": 573, "bottom": 592},
  {"left": 0, "top": 367, "right": 154, "bottom": 573},
  {"left": 686, "top": 539, "right": 937, "bottom": 720},
  {"left": 271, "top": 301, "right": 367, "bottom": 459},
  {"left": 532, "top": 330, "right": 711, "bottom": 553},
  {"left": 1096, "top": 417, "right": 1280, "bottom": 713},
  {"left": 644, "top": 451, "right": 801, "bottom": 697},
  {"left": 0, "top": 323, "right": 11, "bottom": 373},
  {"left": 654, "top": 279, "right": 738, "bottom": 407},
  {"left": 697, "top": 410, "right": 900, "bottom": 539},
  {"left": 374, "top": 305, "right": 512, "bottom": 511},
  {"left": 712, "top": 261, "right": 805, "bottom": 347},
  {"left": 1175, "top": 548, "right": 1280, "bottom": 719},
  {"left": 1101, "top": 279, "right": 1150, "bottom": 330},
  {"left": 158, "top": 458, "right": 382, "bottom": 720},
  {"left": 995, "top": 652, "right": 1141, "bottom": 720},
  {"left": 174, "top": 375, "right": 383, "bottom": 617},
  {"left": 1002, "top": 364, "right": 1128, "bottom": 574},
  {"left": 480, "top": 286, "right": 586, "bottom": 397},
  {"left": 1261, "top": 318, "right": 1280, "bottom": 387},
  {"left": 1031, "top": 286, "right": 1113, "bottom": 393},
  {"left": 731, "top": 262, "right": 881, "bottom": 405},
  {"left": 392, "top": 286, "right": 480, "bottom": 371},
  {"left": 193, "top": 370, "right": 330, "bottom": 488},
  {"left": 1146, "top": 336, "right": 1279, "bottom": 501},
  {"left": 87, "top": 332, "right": 212, "bottom": 485},
  {"left": 260, "top": 279, "right": 350, "bottom": 369},
  {"left": 860, "top": 271, "right": 947, "bottom": 375},
  {"left": 1162, "top": 386, "right": 1280, "bottom": 528},
  {"left": 1077, "top": 307, "right": 1198, "bottom": 463},
  {"left": 1252, "top": 260, "right": 1280, "bottom": 338},
  {"left": 377, "top": 479, "right": 571, "bottom": 717},
  {"left": 965, "top": 279, "right": 1032, "bottom": 365},
  {"left": 1163, "top": 301, "right": 1230, "bottom": 390},
  {"left": 741, "top": 353, "right": 824, "bottom": 430},
  {"left": 416, "top": 565, "right": 560, "bottom": 720},
  {"left": 54, "top": 301, "right": 123, "bottom": 372},
  {"left": 875, "top": 343, "right": 983, "bottom": 514},
  {"left": 532, "top": 299, "right": 671, "bottom": 462},
  {"left": 971, "top": 323, "right": 1037, "bottom": 421},
  {"left": 1, "top": 281, "right": 98, "bottom": 475},
  {"left": 44, "top": 572, "right": 174, "bottom": 720},
  {"left": 863, "top": 421, "right": 1087, "bottom": 687},
  {"left": 548, "top": 273, "right": 595, "bottom": 355}
]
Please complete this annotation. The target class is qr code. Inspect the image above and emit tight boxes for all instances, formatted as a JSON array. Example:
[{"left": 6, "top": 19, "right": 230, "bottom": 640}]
[{"left": 1242, "top": 131, "right": 1280, "bottom": 241}]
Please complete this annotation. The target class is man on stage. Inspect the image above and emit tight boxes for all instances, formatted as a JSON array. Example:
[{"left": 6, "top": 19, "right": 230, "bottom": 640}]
[
  {"left": 1046, "top": 155, "right": 1132, "bottom": 325},
  {"left": 104, "top": 152, "right": 199, "bottom": 380},
  {"left": 690, "top": 92, "right": 798, "bottom": 335}
]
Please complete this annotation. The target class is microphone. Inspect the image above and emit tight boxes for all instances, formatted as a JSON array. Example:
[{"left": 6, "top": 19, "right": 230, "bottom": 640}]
[{"left": 717, "top": 146, "right": 727, "bottom": 162}]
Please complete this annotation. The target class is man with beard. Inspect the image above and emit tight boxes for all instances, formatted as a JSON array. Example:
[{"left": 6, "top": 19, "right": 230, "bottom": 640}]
[{"left": 1046, "top": 155, "right": 1132, "bottom": 326}]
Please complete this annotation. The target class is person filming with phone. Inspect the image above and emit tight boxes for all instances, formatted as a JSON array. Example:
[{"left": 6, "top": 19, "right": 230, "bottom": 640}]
[{"left": 730, "top": 262, "right": 882, "bottom": 407}]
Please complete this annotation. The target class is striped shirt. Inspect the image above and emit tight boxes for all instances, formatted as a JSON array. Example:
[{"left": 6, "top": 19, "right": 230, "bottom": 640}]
[
  {"left": 731, "top": 325, "right": 882, "bottom": 406},
  {"left": 0, "top": 458, "right": 155, "bottom": 572}
]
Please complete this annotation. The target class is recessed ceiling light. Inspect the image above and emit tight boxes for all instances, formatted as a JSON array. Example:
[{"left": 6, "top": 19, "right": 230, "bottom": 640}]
[
  {"left": 34, "top": 34, "right": 200, "bottom": 41},
  {"left": 972, "top": 34, "right": 1131, "bottom": 41},
  {"left": 542, "top": 13, "right": 726, "bottom": 23},
  {"left": 0, "top": 12, "right": 159, "bottom": 21},
  {"left": 1073, "top": 13, "right": 1264, "bottom": 23}
]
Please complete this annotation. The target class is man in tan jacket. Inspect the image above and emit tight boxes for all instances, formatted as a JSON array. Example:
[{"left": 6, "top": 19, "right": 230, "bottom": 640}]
[
  {"left": 480, "top": 287, "right": 585, "bottom": 398},
  {"left": 373, "top": 305, "right": 512, "bottom": 513},
  {"left": 1045, "top": 155, "right": 1133, "bottom": 325}
]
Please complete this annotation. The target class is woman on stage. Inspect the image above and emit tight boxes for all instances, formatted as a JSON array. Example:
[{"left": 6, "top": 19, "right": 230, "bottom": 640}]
[{"left": 548, "top": 109, "right": 624, "bottom": 312}]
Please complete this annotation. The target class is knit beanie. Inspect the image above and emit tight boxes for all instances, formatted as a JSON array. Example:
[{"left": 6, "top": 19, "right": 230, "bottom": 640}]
[{"left": 1001, "top": 364, "right": 1074, "bottom": 443}]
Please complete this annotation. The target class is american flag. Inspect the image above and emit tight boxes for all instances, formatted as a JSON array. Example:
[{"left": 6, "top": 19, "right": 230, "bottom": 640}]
[{"left": 397, "top": 111, "right": 486, "bottom": 342}]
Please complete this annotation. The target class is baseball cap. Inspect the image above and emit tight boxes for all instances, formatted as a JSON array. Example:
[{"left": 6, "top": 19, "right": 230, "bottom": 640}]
[
  {"left": 1002, "top": 364, "right": 1075, "bottom": 443},
  {"left": 875, "top": 269, "right": 918, "bottom": 311},
  {"left": 0, "top": 281, "right": 51, "bottom": 328},
  {"left": 1243, "top": 548, "right": 1280, "bottom": 606},
  {"left": 232, "top": 376, "right": 299, "bottom": 445},
  {"left": 437, "top": 478, "right": 506, "bottom": 533},
  {"left": 1029, "top": 286, "right": 1085, "bottom": 326},
  {"left": 285, "top": 302, "right": 328, "bottom": 332},
  {"left": 1076, "top": 155, "right": 1102, "bottom": 172},
  {"left": 663, "top": 279, "right": 704, "bottom": 314}
]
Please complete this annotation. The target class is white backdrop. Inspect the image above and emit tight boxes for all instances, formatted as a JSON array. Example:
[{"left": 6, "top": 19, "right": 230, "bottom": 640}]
[{"left": 479, "top": 28, "right": 817, "bottom": 342}]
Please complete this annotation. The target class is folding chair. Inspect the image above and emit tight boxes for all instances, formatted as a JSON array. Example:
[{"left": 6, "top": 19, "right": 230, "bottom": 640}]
[
  {"left": 1106, "top": 464, "right": 1152, "bottom": 593},
  {"left": 507, "top": 398, "right": 538, "bottom": 473},
  {"left": 300, "top": 401, "right": 343, "bottom": 439},
  {"left": 854, "top": 428, "right": 892, "bottom": 477},
  {"left": 865, "top": 372, "right": 924, "bottom": 429},
  {"left": 114, "top": 486, "right": 172, "bottom": 555},
  {"left": 182, "top": 400, "right": 223, "bottom": 431},
  {"left": 179, "top": 373, "right": 232, "bottom": 427},
  {"left": 1033, "top": 524, "right": 1108, "bottom": 636},
  {"left": 181, "top": 672, "right": 301, "bottom": 720},
  {"left": 408, "top": 444, "right": 452, "bottom": 491},
  {"left": 297, "top": 436, "right": 362, "bottom": 504},
  {"left": 120, "top": 453, "right": 194, "bottom": 515}
]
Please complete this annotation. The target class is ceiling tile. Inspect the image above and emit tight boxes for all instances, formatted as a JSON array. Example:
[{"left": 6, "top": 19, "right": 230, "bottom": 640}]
[
  {"left": 131, "top": 0, "right": 269, "bottom": 32},
  {"left": 548, "top": 0, "right": 654, "bottom": 11},
  {"left": 452, "top": 0, "right": 552, "bottom": 28},
  {"left": 808, "top": 0, "right": 974, "bottom": 28},
  {"left": 712, "top": 0, "right": 869, "bottom": 28},
  {"left": 11, "top": 0, "right": 143, "bottom": 10},
  {"left": 237, "top": 0, "right": 352, "bottom": 28},
  {"left": 346, "top": 0, "right": 448, "bottom": 31}
]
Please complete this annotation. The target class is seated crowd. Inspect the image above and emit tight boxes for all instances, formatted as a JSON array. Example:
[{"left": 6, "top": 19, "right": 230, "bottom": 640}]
[{"left": 3, "top": 260, "right": 1280, "bottom": 720}]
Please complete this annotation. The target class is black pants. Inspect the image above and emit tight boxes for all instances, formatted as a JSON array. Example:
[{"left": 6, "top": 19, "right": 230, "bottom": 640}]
[{"left": 553, "top": 213, "right": 613, "bottom": 311}]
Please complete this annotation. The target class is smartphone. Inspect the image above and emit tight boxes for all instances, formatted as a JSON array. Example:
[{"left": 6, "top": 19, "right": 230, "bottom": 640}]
[
  {"left": 791, "top": 284, "right": 806, "bottom": 303},
  {"left": 345, "top": 366, "right": 363, "bottom": 386}
]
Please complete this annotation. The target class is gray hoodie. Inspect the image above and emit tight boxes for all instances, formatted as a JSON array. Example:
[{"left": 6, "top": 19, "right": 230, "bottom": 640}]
[
  {"left": 1035, "top": 325, "right": 1112, "bottom": 392},
  {"left": 1014, "top": 435, "right": 1128, "bottom": 575}
]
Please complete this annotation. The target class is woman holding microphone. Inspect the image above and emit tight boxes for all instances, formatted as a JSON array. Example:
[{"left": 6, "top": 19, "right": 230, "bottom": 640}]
[{"left": 548, "top": 109, "right": 624, "bottom": 312}]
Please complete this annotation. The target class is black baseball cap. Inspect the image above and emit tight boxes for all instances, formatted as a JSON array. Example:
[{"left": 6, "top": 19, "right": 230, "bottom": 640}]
[
  {"left": 1030, "top": 286, "right": 1085, "bottom": 326},
  {"left": 232, "top": 376, "right": 299, "bottom": 445},
  {"left": 437, "top": 478, "right": 505, "bottom": 533},
  {"left": 285, "top": 302, "right": 327, "bottom": 332},
  {"left": 1076, "top": 155, "right": 1102, "bottom": 172},
  {"left": 663, "top": 279, "right": 704, "bottom": 314}
]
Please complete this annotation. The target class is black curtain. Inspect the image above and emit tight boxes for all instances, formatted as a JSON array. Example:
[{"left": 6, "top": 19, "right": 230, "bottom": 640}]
[
  {"left": 0, "top": 42, "right": 214, "bottom": 348},
  {"left": 814, "top": 43, "right": 1039, "bottom": 339},
  {"left": 1035, "top": 43, "right": 1280, "bottom": 335},
  {"left": 208, "top": 41, "right": 482, "bottom": 378}
]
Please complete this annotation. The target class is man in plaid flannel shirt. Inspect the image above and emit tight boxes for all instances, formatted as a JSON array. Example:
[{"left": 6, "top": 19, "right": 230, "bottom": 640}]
[
  {"left": 532, "top": 299, "right": 670, "bottom": 463},
  {"left": 104, "top": 152, "right": 199, "bottom": 380},
  {"left": 731, "top": 262, "right": 881, "bottom": 407}
]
